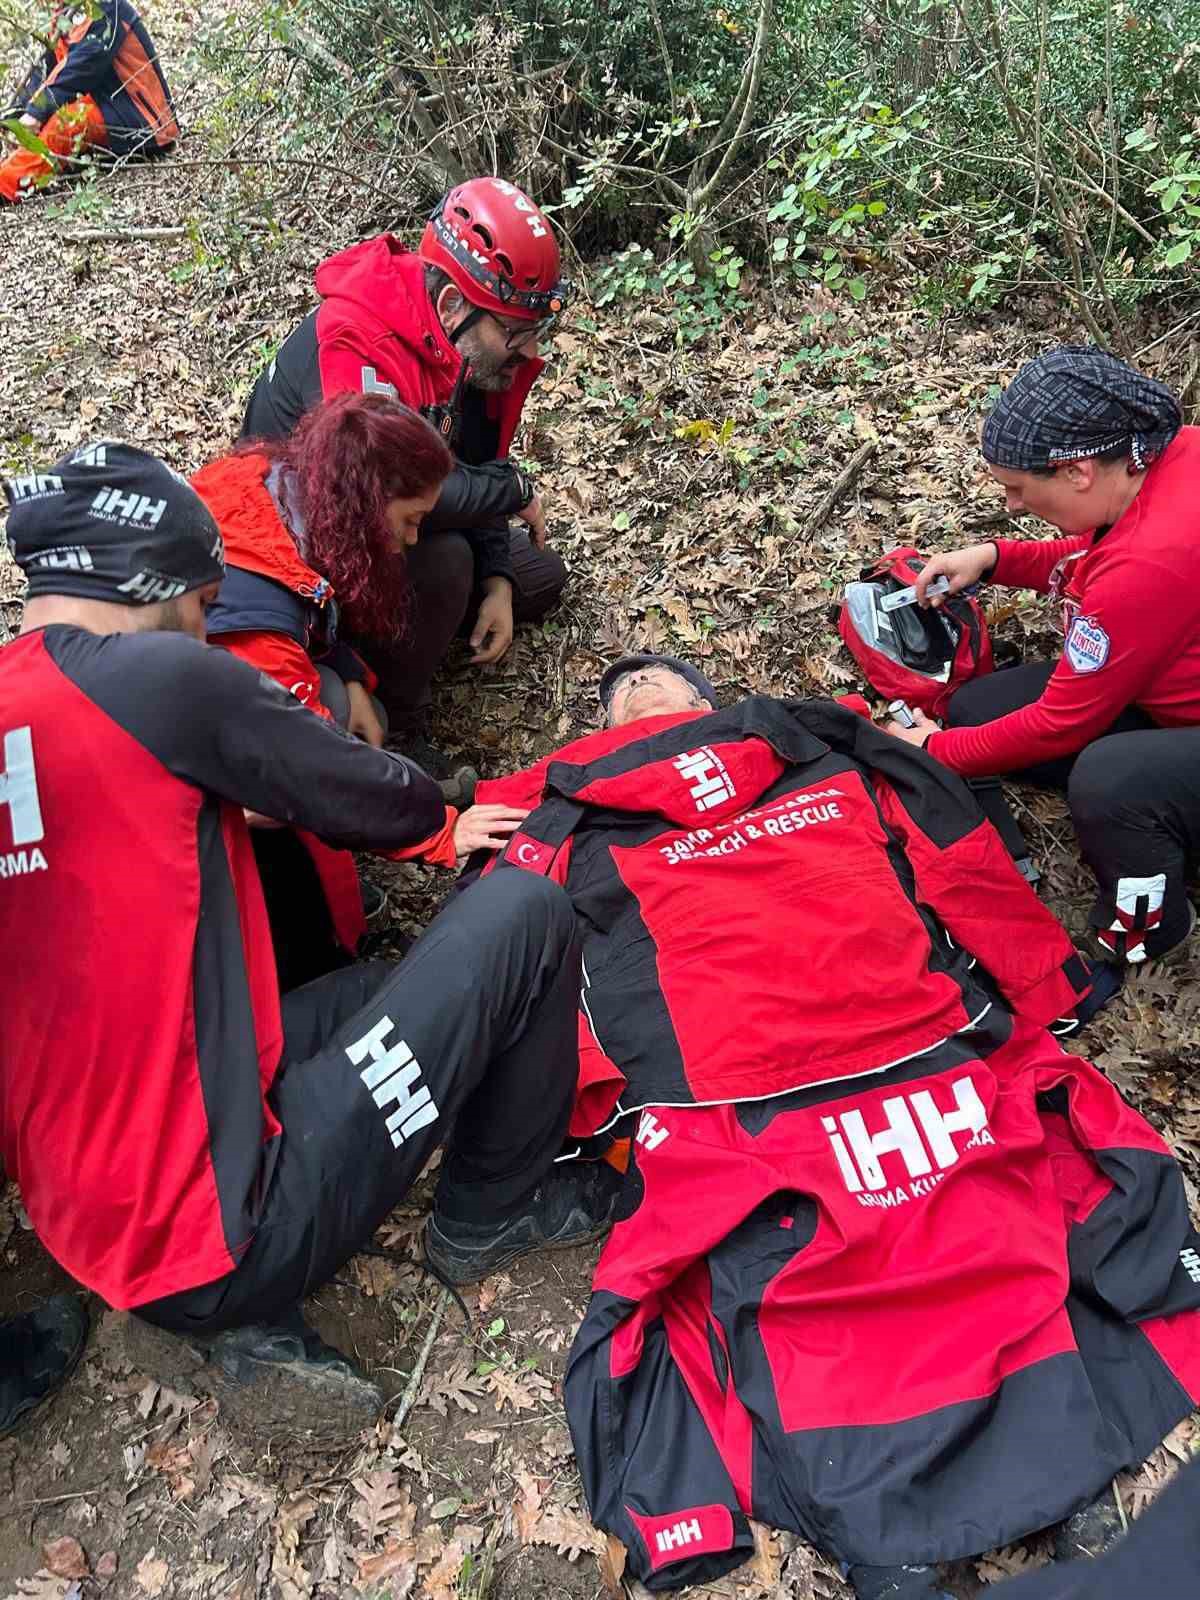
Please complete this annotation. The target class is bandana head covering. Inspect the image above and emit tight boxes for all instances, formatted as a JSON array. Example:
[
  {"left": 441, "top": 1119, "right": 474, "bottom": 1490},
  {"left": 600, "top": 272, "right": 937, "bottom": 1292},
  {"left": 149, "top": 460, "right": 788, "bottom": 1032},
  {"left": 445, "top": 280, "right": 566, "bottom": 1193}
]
[
  {"left": 3, "top": 441, "right": 224, "bottom": 605},
  {"left": 598, "top": 653, "right": 719, "bottom": 715},
  {"left": 981, "top": 345, "right": 1182, "bottom": 473}
]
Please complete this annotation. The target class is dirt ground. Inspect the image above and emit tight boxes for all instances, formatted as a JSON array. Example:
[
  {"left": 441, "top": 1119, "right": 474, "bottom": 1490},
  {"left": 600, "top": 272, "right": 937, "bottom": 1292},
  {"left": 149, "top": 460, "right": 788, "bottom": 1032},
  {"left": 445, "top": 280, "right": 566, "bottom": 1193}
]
[{"left": 2, "top": 3, "right": 1200, "bottom": 1597}]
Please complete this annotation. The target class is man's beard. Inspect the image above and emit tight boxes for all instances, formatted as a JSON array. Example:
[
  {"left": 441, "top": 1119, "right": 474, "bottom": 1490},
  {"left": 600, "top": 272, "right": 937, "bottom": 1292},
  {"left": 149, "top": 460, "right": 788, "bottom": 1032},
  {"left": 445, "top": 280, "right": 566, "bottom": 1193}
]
[{"left": 462, "top": 337, "right": 526, "bottom": 392}]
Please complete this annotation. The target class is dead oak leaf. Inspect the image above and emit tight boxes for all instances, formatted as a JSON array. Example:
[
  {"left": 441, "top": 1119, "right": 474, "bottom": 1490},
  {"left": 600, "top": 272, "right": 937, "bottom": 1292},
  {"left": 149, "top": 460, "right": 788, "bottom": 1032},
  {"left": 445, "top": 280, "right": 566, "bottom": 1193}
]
[
  {"left": 483, "top": 1366, "right": 548, "bottom": 1414},
  {"left": 40, "top": 1541, "right": 87, "bottom": 1581},
  {"left": 975, "top": 1546, "right": 1037, "bottom": 1583},
  {"left": 188, "top": 1433, "right": 217, "bottom": 1500},
  {"left": 522, "top": 1505, "right": 603, "bottom": 1562},
  {"left": 599, "top": 1532, "right": 627, "bottom": 1597},
  {"left": 356, "top": 1537, "right": 418, "bottom": 1591},
  {"left": 7, "top": 1574, "right": 75, "bottom": 1600},
  {"left": 512, "top": 1470, "right": 544, "bottom": 1542},
  {"left": 134, "top": 1550, "right": 169, "bottom": 1596},
  {"left": 421, "top": 1537, "right": 464, "bottom": 1600},
  {"left": 350, "top": 1470, "right": 414, "bottom": 1545},
  {"left": 475, "top": 1273, "right": 511, "bottom": 1316},
  {"left": 750, "top": 1521, "right": 782, "bottom": 1586},
  {"left": 421, "top": 1361, "right": 486, "bottom": 1418},
  {"left": 274, "top": 1492, "right": 318, "bottom": 1557}
]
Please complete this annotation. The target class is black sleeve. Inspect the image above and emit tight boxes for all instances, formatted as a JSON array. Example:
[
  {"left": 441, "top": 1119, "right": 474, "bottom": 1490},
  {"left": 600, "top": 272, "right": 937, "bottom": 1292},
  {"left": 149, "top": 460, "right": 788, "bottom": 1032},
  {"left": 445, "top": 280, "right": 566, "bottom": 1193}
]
[
  {"left": 26, "top": 1, "right": 121, "bottom": 114},
  {"left": 53, "top": 628, "right": 446, "bottom": 850},
  {"left": 465, "top": 517, "right": 515, "bottom": 586},
  {"left": 421, "top": 461, "right": 532, "bottom": 532},
  {"left": 7, "top": 50, "right": 54, "bottom": 115},
  {"left": 320, "top": 639, "right": 371, "bottom": 687}
]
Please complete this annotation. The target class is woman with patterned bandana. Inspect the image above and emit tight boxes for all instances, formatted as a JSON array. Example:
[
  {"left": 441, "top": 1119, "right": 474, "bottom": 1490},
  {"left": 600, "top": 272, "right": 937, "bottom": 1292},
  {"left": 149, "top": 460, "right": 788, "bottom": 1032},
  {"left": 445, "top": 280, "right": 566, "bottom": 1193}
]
[{"left": 885, "top": 346, "right": 1200, "bottom": 969}]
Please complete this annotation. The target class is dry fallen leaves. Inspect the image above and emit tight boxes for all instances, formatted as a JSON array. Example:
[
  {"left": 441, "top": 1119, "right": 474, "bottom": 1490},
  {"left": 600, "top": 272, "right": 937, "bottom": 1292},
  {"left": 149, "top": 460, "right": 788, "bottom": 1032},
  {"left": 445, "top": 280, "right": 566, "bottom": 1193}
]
[
  {"left": 356, "top": 1539, "right": 419, "bottom": 1593},
  {"left": 421, "top": 1537, "right": 465, "bottom": 1600},
  {"left": 350, "top": 1469, "right": 415, "bottom": 1545},
  {"left": 513, "top": 1470, "right": 603, "bottom": 1563},
  {"left": 39, "top": 1542, "right": 87, "bottom": 1583},
  {"left": 5, "top": 1574, "right": 77, "bottom": 1600},
  {"left": 133, "top": 1550, "right": 169, "bottom": 1597},
  {"left": 484, "top": 1365, "right": 552, "bottom": 1414},
  {"left": 421, "top": 1360, "right": 487, "bottom": 1417}
]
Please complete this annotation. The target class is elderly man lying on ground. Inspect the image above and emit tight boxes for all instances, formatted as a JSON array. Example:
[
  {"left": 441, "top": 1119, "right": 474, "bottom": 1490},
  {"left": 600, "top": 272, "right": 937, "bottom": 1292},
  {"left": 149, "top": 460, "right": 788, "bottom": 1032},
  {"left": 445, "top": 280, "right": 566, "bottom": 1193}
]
[{"left": 456, "top": 653, "right": 1200, "bottom": 1600}]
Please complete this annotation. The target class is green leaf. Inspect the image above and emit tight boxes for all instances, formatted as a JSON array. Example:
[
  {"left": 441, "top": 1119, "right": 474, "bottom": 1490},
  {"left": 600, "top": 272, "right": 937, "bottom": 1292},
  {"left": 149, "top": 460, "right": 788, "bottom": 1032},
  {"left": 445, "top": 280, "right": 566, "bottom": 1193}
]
[
  {"left": 1, "top": 117, "right": 53, "bottom": 160},
  {"left": 430, "top": 1496, "right": 462, "bottom": 1520},
  {"left": 474, "top": 1359, "right": 498, "bottom": 1376},
  {"left": 1164, "top": 239, "right": 1192, "bottom": 267},
  {"left": 1161, "top": 184, "right": 1185, "bottom": 214},
  {"left": 611, "top": 510, "right": 631, "bottom": 531},
  {"left": 847, "top": 278, "right": 867, "bottom": 301},
  {"left": 866, "top": 200, "right": 887, "bottom": 216},
  {"left": 486, "top": 1317, "right": 505, "bottom": 1337}
]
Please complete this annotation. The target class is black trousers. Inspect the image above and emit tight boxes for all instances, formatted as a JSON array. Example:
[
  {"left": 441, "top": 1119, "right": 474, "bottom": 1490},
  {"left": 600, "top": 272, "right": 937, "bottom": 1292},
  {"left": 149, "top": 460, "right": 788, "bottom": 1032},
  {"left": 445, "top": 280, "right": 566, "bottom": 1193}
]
[
  {"left": 135, "top": 871, "right": 580, "bottom": 1335},
  {"left": 947, "top": 664, "right": 1200, "bottom": 958},
  {"left": 994, "top": 1456, "right": 1200, "bottom": 1599},
  {"left": 359, "top": 527, "right": 567, "bottom": 731}
]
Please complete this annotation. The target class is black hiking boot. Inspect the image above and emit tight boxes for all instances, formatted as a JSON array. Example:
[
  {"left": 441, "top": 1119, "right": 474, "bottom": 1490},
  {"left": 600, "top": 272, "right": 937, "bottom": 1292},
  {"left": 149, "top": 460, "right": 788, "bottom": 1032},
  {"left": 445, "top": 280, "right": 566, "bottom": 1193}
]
[
  {"left": 439, "top": 765, "right": 479, "bottom": 810},
  {"left": 0, "top": 1295, "right": 89, "bottom": 1436},
  {"left": 360, "top": 877, "right": 390, "bottom": 926},
  {"left": 425, "top": 1161, "right": 624, "bottom": 1286},
  {"left": 845, "top": 1563, "right": 954, "bottom": 1600},
  {"left": 195, "top": 1310, "right": 382, "bottom": 1435},
  {"left": 1052, "top": 1484, "right": 1126, "bottom": 1562},
  {"left": 390, "top": 733, "right": 478, "bottom": 807}
]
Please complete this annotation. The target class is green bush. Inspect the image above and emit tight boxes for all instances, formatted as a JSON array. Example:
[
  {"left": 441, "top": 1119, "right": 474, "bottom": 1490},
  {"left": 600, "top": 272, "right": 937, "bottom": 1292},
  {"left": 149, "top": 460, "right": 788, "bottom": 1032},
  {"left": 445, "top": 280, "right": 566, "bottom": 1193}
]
[{"left": 199, "top": 0, "right": 1200, "bottom": 335}]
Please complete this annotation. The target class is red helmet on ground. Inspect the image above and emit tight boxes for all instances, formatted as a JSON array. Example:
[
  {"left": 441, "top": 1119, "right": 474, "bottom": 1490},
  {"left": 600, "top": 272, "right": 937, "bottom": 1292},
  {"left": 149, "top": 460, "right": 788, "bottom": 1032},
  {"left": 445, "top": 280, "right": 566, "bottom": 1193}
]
[{"left": 419, "top": 177, "right": 570, "bottom": 327}]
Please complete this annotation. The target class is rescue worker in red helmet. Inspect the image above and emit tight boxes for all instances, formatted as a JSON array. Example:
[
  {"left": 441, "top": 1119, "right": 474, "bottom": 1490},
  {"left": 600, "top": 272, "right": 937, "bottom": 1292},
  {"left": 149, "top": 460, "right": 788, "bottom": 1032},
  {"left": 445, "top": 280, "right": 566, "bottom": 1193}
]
[{"left": 242, "top": 177, "right": 571, "bottom": 765}]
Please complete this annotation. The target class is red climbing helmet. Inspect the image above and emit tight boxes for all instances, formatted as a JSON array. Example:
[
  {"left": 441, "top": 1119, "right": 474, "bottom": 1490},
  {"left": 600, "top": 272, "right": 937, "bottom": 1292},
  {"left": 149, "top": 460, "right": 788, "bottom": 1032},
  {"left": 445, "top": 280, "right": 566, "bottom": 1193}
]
[{"left": 419, "top": 177, "right": 570, "bottom": 330}]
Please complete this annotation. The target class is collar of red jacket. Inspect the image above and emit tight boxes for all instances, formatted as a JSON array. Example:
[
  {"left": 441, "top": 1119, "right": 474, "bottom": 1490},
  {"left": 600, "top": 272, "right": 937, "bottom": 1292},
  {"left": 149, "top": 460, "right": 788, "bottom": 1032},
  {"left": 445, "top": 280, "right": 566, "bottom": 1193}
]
[{"left": 190, "top": 453, "right": 331, "bottom": 603}]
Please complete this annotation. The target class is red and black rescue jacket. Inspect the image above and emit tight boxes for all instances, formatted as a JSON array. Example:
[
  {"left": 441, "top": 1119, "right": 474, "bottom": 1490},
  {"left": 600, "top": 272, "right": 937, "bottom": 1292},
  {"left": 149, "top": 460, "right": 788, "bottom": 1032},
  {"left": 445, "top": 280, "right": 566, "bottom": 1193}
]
[
  {"left": 0, "top": 626, "right": 443, "bottom": 1309},
  {"left": 474, "top": 697, "right": 1200, "bottom": 1585},
  {"left": 478, "top": 697, "right": 1093, "bottom": 1125},
  {"left": 15, "top": 1, "right": 177, "bottom": 151},
  {"left": 240, "top": 240, "right": 539, "bottom": 586}
]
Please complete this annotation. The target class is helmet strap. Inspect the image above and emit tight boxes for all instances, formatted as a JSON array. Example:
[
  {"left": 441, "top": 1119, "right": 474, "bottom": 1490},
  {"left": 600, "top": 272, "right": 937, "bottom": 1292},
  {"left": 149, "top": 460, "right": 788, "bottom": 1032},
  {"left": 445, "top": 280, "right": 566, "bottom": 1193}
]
[{"left": 447, "top": 305, "right": 487, "bottom": 346}]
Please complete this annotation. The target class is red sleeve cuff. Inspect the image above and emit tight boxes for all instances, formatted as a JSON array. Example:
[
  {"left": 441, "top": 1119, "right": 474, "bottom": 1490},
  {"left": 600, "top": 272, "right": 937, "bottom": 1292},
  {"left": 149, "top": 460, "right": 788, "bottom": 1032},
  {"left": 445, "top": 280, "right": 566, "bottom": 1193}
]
[
  {"left": 380, "top": 808, "right": 459, "bottom": 867},
  {"left": 1011, "top": 959, "right": 1091, "bottom": 1031}
]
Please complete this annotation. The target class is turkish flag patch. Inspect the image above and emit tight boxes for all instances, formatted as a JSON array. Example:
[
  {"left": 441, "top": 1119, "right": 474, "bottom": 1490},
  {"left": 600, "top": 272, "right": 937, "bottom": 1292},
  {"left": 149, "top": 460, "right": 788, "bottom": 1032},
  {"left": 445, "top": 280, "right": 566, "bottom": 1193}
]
[{"left": 505, "top": 831, "right": 553, "bottom": 874}]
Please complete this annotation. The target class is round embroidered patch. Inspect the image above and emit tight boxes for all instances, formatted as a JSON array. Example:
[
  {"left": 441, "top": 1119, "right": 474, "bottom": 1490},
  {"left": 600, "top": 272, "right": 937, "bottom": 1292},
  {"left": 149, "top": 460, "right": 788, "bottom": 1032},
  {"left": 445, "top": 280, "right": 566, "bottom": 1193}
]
[{"left": 1065, "top": 614, "right": 1111, "bottom": 673}]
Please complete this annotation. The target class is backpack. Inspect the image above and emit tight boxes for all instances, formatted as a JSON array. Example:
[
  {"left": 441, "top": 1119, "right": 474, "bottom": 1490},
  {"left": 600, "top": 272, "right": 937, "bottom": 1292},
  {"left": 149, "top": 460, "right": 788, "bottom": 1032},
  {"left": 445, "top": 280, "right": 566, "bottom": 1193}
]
[{"left": 838, "top": 546, "right": 993, "bottom": 720}]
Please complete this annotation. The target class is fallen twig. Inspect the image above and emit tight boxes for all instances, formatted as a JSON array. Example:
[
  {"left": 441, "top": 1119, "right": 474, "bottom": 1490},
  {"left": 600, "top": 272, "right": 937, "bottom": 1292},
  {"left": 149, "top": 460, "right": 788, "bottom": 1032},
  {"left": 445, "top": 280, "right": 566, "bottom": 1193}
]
[
  {"left": 391, "top": 1286, "right": 450, "bottom": 1434},
  {"left": 790, "top": 440, "right": 878, "bottom": 546},
  {"left": 60, "top": 225, "right": 186, "bottom": 242},
  {"left": 18, "top": 1487, "right": 104, "bottom": 1509}
]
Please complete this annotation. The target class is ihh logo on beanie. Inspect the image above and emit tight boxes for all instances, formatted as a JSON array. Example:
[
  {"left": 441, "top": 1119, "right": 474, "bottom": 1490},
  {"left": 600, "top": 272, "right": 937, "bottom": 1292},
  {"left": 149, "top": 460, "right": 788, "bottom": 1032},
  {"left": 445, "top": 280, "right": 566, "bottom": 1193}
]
[
  {"left": 90, "top": 486, "right": 167, "bottom": 528},
  {"left": 6, "top": 474, "right": 63, "bottom": 503}
]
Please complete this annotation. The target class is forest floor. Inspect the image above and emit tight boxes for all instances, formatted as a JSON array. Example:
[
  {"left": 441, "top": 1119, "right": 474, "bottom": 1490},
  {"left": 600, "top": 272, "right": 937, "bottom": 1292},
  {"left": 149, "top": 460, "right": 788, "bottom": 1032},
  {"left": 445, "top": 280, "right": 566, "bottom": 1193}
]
[{"left": 2, "top": 4, "right": 1199, "bottom": 1598}]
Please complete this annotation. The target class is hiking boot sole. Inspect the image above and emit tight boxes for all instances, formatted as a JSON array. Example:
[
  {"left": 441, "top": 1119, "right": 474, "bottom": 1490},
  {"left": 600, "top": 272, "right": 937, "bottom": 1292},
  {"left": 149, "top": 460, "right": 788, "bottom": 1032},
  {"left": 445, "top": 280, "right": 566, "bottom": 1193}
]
[
  {"left": 424, "top": 1215, "right": 615, "bottom": 1288},
  {"left": 202, "top": 1352, "right": 383, "bottom": 1436},
  {"left": 0, "top": 1298, "right": 89, "bottom": 1438}
]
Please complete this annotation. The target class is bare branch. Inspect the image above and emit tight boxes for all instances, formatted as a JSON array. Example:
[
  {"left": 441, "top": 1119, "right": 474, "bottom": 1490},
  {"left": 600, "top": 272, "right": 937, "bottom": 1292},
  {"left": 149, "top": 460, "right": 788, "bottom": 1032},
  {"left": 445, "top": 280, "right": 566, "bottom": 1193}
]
[{"left": 691, "top": 0, "right": 775, "bottom": 213}]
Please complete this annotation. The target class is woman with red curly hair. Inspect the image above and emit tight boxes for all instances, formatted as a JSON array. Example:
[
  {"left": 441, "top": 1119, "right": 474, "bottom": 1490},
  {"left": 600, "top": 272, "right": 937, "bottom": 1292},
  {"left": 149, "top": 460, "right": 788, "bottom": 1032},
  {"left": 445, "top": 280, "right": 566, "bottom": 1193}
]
[
  {"left": 195, "top": 391, "right": 452, "bottom": 741},
  {"left": 192, "top": 393, "right": 463, "bottom": 988}
]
